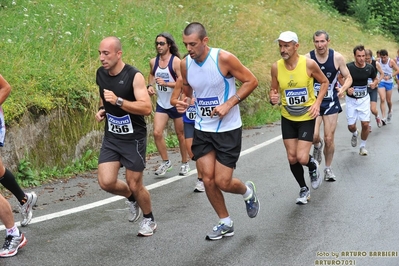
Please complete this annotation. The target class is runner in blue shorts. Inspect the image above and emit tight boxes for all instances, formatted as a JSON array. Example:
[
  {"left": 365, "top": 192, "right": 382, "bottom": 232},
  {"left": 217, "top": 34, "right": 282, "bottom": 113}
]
[{"left": 306, "top": 30, "right": 352, "bottom": 181}]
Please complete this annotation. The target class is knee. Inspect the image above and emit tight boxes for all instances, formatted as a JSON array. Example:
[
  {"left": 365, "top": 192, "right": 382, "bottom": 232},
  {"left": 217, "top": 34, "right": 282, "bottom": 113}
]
[
  {"left": 153, "top": 130, "right": 164, "bottom": 139},
  {"left": 324, "top": 136, "right": 334, "bottom": 148},
  {"left": 98, "top": 178, "right": 115, "bottom": 192}
]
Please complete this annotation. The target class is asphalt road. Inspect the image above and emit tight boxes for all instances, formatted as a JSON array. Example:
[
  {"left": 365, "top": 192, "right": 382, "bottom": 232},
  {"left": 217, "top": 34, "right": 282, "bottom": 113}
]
[{"left": 2, "top": 92, "right": 399, "bottom": 266}]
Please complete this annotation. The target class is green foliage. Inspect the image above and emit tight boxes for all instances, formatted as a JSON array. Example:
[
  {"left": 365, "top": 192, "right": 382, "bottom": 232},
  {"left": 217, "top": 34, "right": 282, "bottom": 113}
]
[
  {"left": 16, "top": 149, "right": 98, "bottom": 188},
  {"left": 165, "top": 135, "right": 179, "bottom": 149},
  {"left": 242, "top": 104, "right": 281, "bottom": 128}
]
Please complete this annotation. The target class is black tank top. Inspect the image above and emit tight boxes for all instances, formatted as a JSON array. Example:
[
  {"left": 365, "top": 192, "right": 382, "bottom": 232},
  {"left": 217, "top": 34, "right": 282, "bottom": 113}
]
[{"left": 96, "top": 64, "right": 147, "bottom": 140}]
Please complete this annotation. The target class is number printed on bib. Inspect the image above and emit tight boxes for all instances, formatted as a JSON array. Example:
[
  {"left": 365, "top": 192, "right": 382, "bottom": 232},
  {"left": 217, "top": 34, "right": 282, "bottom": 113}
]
[
  {"left": 106, "top": 113, "right": 134, "bottom": 134},
  {"left": 314, "top": 83, "right": 333, "bottom": 98},
  {"left": 156, "top": 73, "right": 173, "bottom": 92},
  {"left": 197, "top": 97, "right": 219, "bottom": 117},
  {"left": 285, "top": 88, "right": 309, "bottom": 106},
  {"left": 353, "top": 85, "right": 368, "bottom": 98},
  {"left": 185, "top": 105, "right": 196, "bottom": 120}
]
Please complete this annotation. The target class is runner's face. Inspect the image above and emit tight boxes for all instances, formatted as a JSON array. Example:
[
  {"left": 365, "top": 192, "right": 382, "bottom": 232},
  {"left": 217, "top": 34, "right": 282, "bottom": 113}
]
[
  {"left": 98, "top": 40, "right": 120, "bottom": 70},
  {"left": 380, "top": 55, "right": 388, "bottom": 64},
  {"left": 156, "top": 36, "right": 170, "bottom": 56},
  {"left": 365, "top": 55, "right": 371, "bottom": 64},
  {"left": 183, "top": 33, "right": 208, "bottom": 62},
  {"left": 313, "top": 34, "right": 329, "bottom": 55},
  {"left": 354, "top": 50, "right": 366, "bottom": 66},
  {"left": 279, "top": 41, "right": 297, "bottom": 60}
]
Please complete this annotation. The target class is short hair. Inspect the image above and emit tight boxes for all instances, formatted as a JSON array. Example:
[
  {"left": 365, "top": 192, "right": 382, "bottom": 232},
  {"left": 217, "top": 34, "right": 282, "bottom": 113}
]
[
  {"left": 353, "top": 45, "right": 365, "bottom": 55},
  {"left": 365, "top": 49, "right": 373, "bottom": 57},
  {"left": 183, "top": 22, "right": 207, "bottom": 40},
  {"left": 313, "top": 30, "right": 329, "bottom": 41},
  {"left": 155, "top": 32, "right": 181, "bottom": 58},
  {"left": 379, "top": 49, "right": 388, "bottom": 56}
]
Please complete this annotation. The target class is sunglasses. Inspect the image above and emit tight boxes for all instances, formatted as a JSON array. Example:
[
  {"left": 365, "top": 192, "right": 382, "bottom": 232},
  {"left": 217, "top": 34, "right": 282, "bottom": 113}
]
[{"left": 155, "top": 41, "right": 166, "bottom": 46}]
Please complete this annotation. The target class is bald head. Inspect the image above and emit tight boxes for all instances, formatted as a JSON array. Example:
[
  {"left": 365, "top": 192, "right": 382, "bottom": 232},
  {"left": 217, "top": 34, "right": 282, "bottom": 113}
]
[{"left": 100, "top": 36, "right": 122, "bottom": 53}]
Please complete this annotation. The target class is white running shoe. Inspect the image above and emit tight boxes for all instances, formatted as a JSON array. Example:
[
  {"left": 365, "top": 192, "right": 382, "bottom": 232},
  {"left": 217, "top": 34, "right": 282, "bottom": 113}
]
[
  {"left": 194, "top": 179, "right": 205, "bottom": 192},
  {"left": 324, "top": 168, "right": 336, "bottom": 182},
  {"left": 351, "top": 130, "right": 358, "bottom": 147},
  {"left": 296, "top": 187, "right": 310, "bottom": 205},
  {"left": 138, "top": 218, "right": 157, "bottom": 237},
  {"left": 19, "top": 192, "right": 38, "bottom": 227},
  {"left": 312, "top": 139, "right": 323, "bottom": 164},
  {"left": 359, "top": 146, "right": 368, "bottom": 156},
  {"left": 155, "top": 160, "right": 172, "bottom": 176},
  {"left": 0, "top": 233, "right": 27, "bottom": 258},
  {"left": 126, "top": 201, "right": 142, "bottom": 222},
  {"left": 309, "top": 159, "right": 322, "bottom": 189},
  {"left": 179, "top": 162, "right": 190, "bottom": 176}
]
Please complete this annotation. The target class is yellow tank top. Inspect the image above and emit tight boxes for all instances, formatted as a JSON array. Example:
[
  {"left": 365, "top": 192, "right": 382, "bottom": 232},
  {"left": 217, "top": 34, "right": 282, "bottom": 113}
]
[{"left": 277, "top": 55, "right": 315, "bottom": 121}]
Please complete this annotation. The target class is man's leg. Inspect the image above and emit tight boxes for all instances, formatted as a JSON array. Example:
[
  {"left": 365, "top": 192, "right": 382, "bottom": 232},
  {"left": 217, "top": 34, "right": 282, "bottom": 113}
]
[
  {"left": 322, "top": 113, "right": 339, "bottom": 167},
  {"left": 153, "top": 112, "right": 170, "bottom": 161},
  {"left": 378, "top": 87, "right": 387, "bottom": 121},
  {"left": 97, "top": 161, "right": 132, "bottom": 197}
]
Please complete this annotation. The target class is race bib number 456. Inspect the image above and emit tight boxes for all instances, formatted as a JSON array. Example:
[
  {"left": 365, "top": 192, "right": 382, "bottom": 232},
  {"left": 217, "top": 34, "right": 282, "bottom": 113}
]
[
  {"left": 106, "top": 113, "right": 134, "bottom": 134},
  {"left": 285, "top": 88, "right": 308, "bottom": 106}
]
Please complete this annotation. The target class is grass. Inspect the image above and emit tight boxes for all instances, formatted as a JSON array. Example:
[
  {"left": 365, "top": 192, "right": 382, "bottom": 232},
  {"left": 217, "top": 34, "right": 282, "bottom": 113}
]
[{"left": 1, "top": 0, "right": 399, "bottom": 186}]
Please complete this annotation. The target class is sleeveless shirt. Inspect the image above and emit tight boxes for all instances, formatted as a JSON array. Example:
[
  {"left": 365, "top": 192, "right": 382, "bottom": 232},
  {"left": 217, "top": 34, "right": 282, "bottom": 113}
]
[
  {"left": 310, "top": 49, "right": 339, "bottom": 102},
  {"left": 186, "top": 48, "right": 241, "bottom": 132},
  {"left": 277, "top": 55, "right": 315, "bottom": 121},
  {"left": 96, "top": 64, "right": 147, "bottom": 140},
  {"left": 152, "top": 55, "right": 177, "bottom": 109},
  {"left": 379, "top": 58, "right": 393, "bottom": 83}
]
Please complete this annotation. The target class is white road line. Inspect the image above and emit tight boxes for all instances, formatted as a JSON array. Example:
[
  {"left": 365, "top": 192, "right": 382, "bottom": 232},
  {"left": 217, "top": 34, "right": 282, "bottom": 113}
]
[{"left": 1, "top": 133, "right": 283, "bottom": 230}]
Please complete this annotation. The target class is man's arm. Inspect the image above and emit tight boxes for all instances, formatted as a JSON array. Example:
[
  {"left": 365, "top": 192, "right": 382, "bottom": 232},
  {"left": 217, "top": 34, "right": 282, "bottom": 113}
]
[
  {"left": 269, "top": 62, "right": 280, "bottom": 105},
  {"left": 335, "top": 52, "right": 352, "bottom": 95},
  {"left": 0, "top": 75, "right": 11, "bottom": 106},
  {"left": 307, "top": 58, "right": 329, "bottom": 118},
  {"left": 390, "top": 59, "right": 399, "bottom": 78},
  {"left": 212, "top": 50, "right": 258, "bottom": 117},
  {"left": 147, "top": 58, "right": 156, "bottom": 96}
]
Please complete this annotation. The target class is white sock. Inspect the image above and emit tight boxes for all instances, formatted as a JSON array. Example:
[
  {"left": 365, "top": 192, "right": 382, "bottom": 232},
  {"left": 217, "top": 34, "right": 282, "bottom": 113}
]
[
  {"left": 6, "top": 224, "right": 19, "bottom": 237},
  {"left": 219, "top": 217, "right": 232, "bottom": 226},
  {"left": 353, "top": 131, "right": 358, "bottom": 136},
  {"left": 243, "top": 186, "right": 252, "bottom": 200},
  {"left": 360, "top": 140, "right": 367, "bottom": 148}
]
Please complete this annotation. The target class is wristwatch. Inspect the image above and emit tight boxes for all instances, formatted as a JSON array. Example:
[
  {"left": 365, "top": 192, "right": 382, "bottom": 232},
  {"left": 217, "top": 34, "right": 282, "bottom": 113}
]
[{"left": 116, "top": 97, "right": 124, "bottom": 107}]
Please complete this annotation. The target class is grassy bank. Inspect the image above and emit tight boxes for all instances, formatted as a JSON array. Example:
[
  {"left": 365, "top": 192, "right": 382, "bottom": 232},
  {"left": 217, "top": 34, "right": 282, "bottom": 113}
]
[{"left": 0, "top": 0, "right": 398, "bottom": 185}]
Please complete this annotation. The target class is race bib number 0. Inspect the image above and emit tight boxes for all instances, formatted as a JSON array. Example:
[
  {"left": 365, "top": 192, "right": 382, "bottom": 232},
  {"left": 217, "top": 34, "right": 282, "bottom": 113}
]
[
  {"left": 185, "top": 105, "right": 196, "bottom": 120},
  {"left": 353, "top": 85, "right": 367, "bottom": 98},
  {"left": 106, "top": 113, "right": 134, "bottom": 134},
  {"left": 197, "top": 96, "right": 219, "bottom": 117},
  {"left": 285, "top": 88, "right": 308, "bottom": 106}
]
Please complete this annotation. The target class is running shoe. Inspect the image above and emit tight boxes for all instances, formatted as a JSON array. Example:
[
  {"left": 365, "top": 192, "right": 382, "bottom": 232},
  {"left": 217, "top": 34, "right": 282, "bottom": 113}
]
[
  {"left": 376, "top": 116, "right": 382, "bottom": 128},
  {"left": 138, "top": 218, "right": 157, "bottom": 237},
  {"left": 387, "top": 112, "right": 392, "bottom": 123},
  {"left": 296, "top": 187, "right": 310, "bottom": 205},
  {"left": 194, "top": 179, "right": 205, "bottom": 192},
  {"left": 244, "top": 181, "right": 260, "bottom": 218},
  {"left": 126, "top": 201, "right": 142, "bottom": 222},
  {"left": 0, "top": 233, "right": 27, "bottom": 258},
  {"left": 351, "top": 130, "right": 358, "bottom": 147},
  {"left": 309, "top": 159, "right": 322, "bottom": 189},
  {"left": 382, "top": 119, "right": 387, "bottom": 126},
  {"left": 205, "top": 221, "right": 234, "bottom": 240},
  {"left": 324, "top": 168, "right": 336, "bottom": 182},
  {"left": 359, "top": 146, "right": 368, "bottom": 156},
  {"left": 312, "top": 139, "right": 324, "bottom": 164},
  {"left": 19, "top": 192, "right": 38, "bottom": 227},
  {"left": 155, "top": 160, "right": 172, "bottom": 176},
  {"left": 179, "top": 162, "right": 190, "bottom": 176}
]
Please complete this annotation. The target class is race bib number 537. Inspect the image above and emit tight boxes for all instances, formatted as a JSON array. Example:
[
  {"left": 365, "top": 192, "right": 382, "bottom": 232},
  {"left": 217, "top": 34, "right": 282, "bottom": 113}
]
[{"left": 106, "top": 113, "right": 134, "bottom": 134}]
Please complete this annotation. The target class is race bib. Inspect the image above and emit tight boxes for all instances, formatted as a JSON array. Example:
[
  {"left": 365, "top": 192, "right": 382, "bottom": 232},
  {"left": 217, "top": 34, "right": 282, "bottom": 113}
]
[
  {"left": 384, "top": 72, "right": 392, "bottom": 79},
  {"left": 156, "top": 72, "right": 173, "bottom": 92},
  {"left": 285, "top": 88, "right": 309, "bottom": 106},
  {"left": 185, "top": 105, "right": 196, "bottom": 120},
  {"left": 353, "top": 85, "right": 368, "bottom": 98},
  {"left": 197, "top": 97, "right": 219, "bottom": 117},
  {"left": 314, "top": 83, "right": 333, "bottom": 98},
  {"left": 106, "top": 113, "right": 134, "bottom": 134}
]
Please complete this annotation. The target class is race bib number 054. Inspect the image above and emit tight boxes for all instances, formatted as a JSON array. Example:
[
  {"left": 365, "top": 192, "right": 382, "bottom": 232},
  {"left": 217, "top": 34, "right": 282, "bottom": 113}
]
[
  {"left": 106, "top": 113, "right": 134, "bottom": 134},
  {"left": 285, "top": 87, "right": 309, "bottom": 106}
]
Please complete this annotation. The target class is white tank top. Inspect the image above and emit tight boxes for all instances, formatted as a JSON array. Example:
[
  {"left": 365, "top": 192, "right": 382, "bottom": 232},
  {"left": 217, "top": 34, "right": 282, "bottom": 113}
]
[
  {"left": 186, "top": 48, "right": 241, "bottom": 132},
  {"left": 154, "top": 58, "right": 176, "bottom": 109},
  {"left": 379, "top": 58, "right": 393, "bottom": 83}
]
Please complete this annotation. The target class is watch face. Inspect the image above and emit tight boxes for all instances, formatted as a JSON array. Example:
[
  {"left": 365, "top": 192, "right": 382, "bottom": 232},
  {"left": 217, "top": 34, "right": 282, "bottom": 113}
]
[{"left": 116, "top": 97, "right": 123, "bottom": 106}]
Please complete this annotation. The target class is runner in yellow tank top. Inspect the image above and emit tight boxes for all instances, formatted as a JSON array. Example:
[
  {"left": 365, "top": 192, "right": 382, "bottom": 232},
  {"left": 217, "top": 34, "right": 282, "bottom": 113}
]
[{"left": 270, "top": 31, "right": 329, "bottom": 205}]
